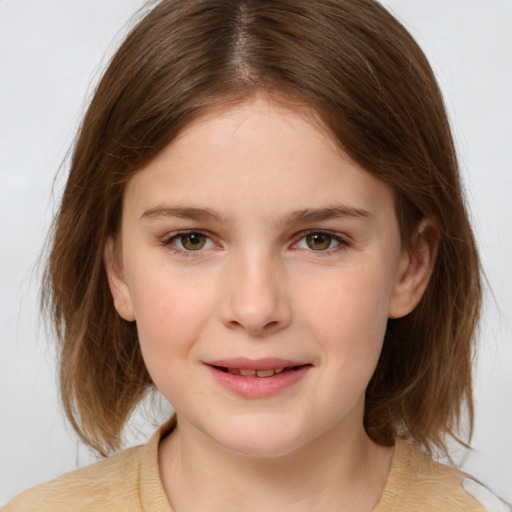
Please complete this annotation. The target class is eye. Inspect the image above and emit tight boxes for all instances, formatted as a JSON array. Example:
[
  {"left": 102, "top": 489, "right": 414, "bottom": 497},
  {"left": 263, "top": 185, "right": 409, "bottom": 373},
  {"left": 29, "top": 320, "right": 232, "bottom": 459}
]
[
  {"left": 294, "top": 231, "right": 344, "bottom": 251},
  {"left": 167, "top": 232, "right": 215, "bottom": 251}
]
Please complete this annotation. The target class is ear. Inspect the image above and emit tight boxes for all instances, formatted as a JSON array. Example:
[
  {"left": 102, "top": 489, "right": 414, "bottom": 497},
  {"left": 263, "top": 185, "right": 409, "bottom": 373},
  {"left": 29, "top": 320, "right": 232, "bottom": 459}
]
[
  {"left": 104, "top": 237, "right": 136, "bottom": 322},
  {"left": 388, "top": 219, "right": 440, "bottom": 319}
]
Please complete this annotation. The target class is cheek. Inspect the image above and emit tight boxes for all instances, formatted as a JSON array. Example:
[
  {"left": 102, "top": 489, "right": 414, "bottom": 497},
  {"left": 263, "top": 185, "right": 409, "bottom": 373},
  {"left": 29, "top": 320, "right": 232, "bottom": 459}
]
[
  {"left": 288, "top": 265, "right": 395, "bottom": 426},
  {"left": 129, "top": 270, "right": 216, "bottom": 371},
  {"left": 298, "top": 263, "right": 393, "bottom": 363}
]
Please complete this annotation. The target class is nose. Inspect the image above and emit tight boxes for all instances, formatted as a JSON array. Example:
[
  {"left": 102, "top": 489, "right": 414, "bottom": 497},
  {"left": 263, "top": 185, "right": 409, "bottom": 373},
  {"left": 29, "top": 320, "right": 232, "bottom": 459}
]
[{"left": 218, "top": 250, "right": 292, "bottom": 336}]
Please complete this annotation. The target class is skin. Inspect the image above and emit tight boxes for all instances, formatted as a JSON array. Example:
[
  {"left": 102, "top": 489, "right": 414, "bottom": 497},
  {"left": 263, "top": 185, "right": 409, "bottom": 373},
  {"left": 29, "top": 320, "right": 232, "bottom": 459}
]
[{"left": 105, "top": 97, "right": 438, "bottom": 512}]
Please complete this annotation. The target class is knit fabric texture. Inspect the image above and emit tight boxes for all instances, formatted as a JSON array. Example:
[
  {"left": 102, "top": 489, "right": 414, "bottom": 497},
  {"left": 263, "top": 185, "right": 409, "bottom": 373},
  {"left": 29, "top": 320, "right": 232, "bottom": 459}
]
[{"left": 5, "top": 418, "right": 486, "bottom": 511}]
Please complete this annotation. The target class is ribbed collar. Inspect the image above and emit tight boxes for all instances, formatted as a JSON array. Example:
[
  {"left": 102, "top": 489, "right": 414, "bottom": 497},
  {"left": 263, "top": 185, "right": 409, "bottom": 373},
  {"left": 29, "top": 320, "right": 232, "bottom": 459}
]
[{"left": 139, "top": 416, "right": 177, "bottom": 512}]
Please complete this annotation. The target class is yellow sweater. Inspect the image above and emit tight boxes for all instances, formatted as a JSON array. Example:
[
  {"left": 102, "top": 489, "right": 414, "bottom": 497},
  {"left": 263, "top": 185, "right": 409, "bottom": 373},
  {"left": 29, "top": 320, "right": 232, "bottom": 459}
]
[{"left": 5, "top": 420, "right": 486, "bottom": 511}]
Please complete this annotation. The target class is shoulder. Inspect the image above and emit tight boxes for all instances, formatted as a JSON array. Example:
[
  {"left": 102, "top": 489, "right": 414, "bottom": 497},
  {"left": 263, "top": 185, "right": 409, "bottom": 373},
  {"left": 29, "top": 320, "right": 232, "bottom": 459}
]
[
  {"left": 3, "top": 445, "right": 145, "bottom": 512},
  {"left": 3, "top": 417, "right": 177, "bottom": 512},
  {"left": 377, "top": 439, "right": 507, "bottom": 512}
]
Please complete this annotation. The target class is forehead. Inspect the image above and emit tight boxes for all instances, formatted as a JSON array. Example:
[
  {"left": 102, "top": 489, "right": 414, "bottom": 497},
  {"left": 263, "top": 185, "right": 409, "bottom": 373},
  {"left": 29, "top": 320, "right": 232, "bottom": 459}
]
[{"left": 122, "top": 97, "right": 396, "bottom": 227}]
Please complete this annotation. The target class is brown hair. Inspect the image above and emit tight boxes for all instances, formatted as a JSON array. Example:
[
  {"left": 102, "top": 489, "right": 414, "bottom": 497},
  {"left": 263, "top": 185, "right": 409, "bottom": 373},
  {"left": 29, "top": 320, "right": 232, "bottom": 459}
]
[{"left": 43, "top": 0, "right": 481, "bottom": 457}]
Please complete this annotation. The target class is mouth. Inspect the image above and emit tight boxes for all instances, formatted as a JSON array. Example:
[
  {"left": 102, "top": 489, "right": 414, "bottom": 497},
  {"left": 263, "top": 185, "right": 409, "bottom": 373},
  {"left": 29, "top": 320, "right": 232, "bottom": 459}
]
[
  {"left": 204, "top": 359, "right": 311, "bottom": 397},
  {"left": 211, "top": 365, "right": 306, "bottom": 378}
]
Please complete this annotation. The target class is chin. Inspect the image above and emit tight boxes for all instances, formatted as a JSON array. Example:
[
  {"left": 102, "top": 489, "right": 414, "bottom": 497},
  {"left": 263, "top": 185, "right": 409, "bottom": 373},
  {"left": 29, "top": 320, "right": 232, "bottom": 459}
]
[
  {"left": 206, "top": 414, "right": 311, "bottom": 459},
  {"left": 221, "top": 435, "right": 303, "bottom": 459}
]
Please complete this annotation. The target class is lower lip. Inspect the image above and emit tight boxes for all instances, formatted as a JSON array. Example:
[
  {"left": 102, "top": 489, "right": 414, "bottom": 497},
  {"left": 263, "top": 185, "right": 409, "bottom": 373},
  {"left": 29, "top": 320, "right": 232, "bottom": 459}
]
[{"left": 206, "top": 365, "right": 311, "bottom": 398}]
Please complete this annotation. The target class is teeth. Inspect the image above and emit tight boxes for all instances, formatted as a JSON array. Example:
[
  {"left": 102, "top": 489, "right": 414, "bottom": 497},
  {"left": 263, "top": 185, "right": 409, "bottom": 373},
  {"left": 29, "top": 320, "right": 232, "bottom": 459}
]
[
  {"left": 256, "top": 369, "right": 275, "bottom": 377},
  {"left": 222, "top": 366, "right": 299, "bottom": 377}
]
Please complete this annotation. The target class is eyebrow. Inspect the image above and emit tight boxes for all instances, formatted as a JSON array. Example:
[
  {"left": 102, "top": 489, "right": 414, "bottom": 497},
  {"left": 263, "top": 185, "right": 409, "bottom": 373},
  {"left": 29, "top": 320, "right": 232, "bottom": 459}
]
[
  {"left": 140, "top": 206, "right": 227, "bottom": 222},
  {"left": 281, "top": 205, "right": 372, "bottom": 225},
  {"left": 140, "top": 204, "right": 372, "bottom": 224}
]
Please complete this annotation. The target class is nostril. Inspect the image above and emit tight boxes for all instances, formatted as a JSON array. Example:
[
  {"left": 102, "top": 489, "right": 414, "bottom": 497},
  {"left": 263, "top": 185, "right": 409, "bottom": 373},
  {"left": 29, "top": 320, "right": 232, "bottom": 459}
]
[{"left": 226, "top": 319, "right": 280, "bottom": 335}]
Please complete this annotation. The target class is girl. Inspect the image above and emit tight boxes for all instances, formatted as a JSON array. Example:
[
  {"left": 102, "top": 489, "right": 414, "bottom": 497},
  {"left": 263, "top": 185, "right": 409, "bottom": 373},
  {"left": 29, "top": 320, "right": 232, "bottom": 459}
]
[{"left": 5, "top": 0, "right": 510, "bottom": 510}]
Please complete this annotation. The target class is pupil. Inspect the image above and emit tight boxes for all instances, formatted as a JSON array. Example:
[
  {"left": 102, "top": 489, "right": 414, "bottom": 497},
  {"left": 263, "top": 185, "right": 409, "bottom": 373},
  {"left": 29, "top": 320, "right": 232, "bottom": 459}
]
[{"left": 307, "top": 233, "right": 331, "bottom": 250}]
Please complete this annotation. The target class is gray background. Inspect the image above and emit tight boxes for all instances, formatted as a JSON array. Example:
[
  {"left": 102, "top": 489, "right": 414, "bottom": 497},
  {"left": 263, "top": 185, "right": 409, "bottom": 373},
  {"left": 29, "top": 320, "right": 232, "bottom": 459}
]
[{"left": 1, "top": 0, "right": 511, "bottom": 504}]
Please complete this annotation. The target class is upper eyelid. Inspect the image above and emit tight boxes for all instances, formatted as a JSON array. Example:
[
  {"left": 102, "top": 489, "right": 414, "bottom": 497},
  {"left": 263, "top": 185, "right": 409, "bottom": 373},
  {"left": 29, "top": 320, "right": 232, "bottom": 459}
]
[
  {"left": 162, "top": 229, "right": 215, "bottom": 242},
  {"left": 161, "top": 231, "right": 218, "bottom": 254},
  {"left": 162, "top": 227, "right": 348, "bottom": 238},
  {"left": 292, "top": 229, "right": 351, "bottom": 244},
  {"left": 163, "top": 231, "right": 217, "bottom": 255}
]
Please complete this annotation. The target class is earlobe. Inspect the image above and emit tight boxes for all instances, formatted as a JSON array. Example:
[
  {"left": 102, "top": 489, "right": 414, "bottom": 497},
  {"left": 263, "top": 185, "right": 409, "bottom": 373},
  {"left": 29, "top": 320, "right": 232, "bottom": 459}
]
[
  {"left": 104, "top": 237, "right": 136, "bottom": 322},
  {"left": 388, "top": 219, "right": 440, "bottom": 319}
]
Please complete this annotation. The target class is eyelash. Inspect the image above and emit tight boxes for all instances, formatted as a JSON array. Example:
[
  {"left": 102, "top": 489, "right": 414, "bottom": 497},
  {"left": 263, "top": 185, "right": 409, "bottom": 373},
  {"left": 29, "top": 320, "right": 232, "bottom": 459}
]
[
  {"left": 292, "top": 230, "right": 351, "bottom": 255},
  {"left": 162, "top": 230, "right": 218, "bottom": 258},
  {"left": 161, "top": 229, "right": 351, "bottom": 258}
]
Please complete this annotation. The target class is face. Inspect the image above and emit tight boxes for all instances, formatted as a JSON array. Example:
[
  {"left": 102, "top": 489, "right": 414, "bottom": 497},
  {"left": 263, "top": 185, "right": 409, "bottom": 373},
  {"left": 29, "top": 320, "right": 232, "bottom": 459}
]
[{"left": 106, "top": 97, "right": 431, "bottom": 458}]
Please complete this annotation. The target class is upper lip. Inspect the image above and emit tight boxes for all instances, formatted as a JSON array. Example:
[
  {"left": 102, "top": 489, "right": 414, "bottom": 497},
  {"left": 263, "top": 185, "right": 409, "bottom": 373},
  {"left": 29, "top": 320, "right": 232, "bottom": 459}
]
[{"left": 204, "top": 357, "right": 309, "bottom": 370}]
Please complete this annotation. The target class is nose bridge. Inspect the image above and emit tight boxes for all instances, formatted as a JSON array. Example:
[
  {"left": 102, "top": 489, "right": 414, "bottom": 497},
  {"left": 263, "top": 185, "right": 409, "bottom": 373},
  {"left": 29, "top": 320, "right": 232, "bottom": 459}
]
[{"left": 219, "top": 245, "right": 291, "bottom": 335}]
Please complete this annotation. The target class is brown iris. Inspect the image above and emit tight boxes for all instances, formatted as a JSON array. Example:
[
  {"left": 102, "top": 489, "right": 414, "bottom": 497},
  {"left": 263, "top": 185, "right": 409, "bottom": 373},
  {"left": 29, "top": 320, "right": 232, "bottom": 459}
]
[
  {"left": 180, "top": 233, "right": 207, "bottom": 250},
  {"left": 306, "top": 232, "right": 332, "bottom": 250}
]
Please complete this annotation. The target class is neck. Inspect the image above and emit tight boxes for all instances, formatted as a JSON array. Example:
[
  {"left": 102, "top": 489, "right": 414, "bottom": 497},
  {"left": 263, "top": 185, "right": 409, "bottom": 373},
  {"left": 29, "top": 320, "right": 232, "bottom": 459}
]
[{"left": 158, "top": 414, "right": 393, "bottom": 512}]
